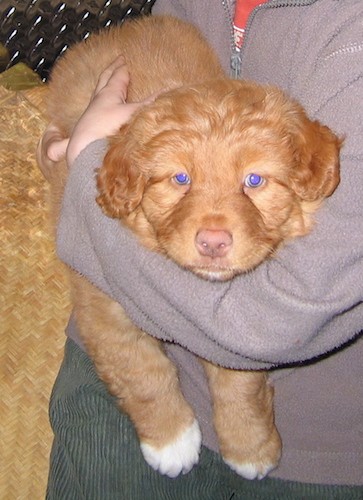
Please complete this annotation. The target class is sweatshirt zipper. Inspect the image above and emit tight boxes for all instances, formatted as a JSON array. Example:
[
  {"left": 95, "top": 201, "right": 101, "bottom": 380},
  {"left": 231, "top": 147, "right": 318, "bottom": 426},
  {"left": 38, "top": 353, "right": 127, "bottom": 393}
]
[
  {"left": 221, "top": 0, "right": 242, "bottom": 78},
  {"left": 221, "top": 0, "right": 272, "bottom": 78},
  {"left": 221, "top": 0, "right": 316, "bottom": 78}
]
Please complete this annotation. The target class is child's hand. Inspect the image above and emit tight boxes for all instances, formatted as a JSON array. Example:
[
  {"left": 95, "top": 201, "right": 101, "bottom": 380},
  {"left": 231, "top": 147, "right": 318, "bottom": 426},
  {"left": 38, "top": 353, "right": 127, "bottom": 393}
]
[
  {"left": 37, "top": 55, "right": 149, "bottom": 171},
  {"left": 67, "top": 55, "right": 144, "bottom": 165}
]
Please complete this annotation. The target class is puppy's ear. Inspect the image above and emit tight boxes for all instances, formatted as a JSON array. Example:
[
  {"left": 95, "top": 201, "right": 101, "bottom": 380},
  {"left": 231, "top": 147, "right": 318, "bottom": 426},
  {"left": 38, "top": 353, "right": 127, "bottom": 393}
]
[
  {"left": 290, "top": 118, "right": 342, "bottom": 202},
  {"left": 96, "top": 130, "right": 146, "bottom": 219}
]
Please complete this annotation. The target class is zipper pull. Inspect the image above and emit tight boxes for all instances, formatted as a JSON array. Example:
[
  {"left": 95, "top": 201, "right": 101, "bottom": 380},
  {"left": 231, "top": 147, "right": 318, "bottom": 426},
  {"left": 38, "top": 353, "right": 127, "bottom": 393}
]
[{"left": 230, "top": 49, "right": 242, "bottom": 79}]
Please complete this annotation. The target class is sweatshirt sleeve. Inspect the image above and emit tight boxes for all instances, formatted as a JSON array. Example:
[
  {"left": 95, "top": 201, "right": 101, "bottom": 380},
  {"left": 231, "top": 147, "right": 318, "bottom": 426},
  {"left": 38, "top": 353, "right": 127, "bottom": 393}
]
[
  {"left": 56, "top": 2, "right": 363, "bottom": 370},
  {"left": 57, "top": 130, "right": 363, "bottom": 370}
]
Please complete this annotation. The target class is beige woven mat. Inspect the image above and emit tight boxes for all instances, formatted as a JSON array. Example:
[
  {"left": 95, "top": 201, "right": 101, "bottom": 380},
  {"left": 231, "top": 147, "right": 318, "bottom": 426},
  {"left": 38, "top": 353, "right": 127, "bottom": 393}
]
[{"left": 0, "top": 85, "right": 71, "bottom": 499}]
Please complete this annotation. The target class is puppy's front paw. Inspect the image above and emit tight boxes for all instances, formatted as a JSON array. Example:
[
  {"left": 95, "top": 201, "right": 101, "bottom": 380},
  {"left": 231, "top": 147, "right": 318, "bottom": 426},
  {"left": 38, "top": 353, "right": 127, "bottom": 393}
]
[
  {"left": 223, "top": 458, "right": 277, "bottom": 480},
  {"left": 140, "top": 419, "right": 202, "bottom": 478},
  {"left": 222, "top": 427, "right": 281, "bottom": 480}
]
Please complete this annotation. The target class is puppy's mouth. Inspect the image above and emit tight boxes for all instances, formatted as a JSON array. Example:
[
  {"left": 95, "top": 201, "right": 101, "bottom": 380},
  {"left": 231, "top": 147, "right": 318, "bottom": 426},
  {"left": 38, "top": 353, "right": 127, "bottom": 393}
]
[
  {"left": 184, "top": 253, "right": 264, "bottom": 282},
  {"left": 187, "top": 265, "right": 238, "bottom": 282}
]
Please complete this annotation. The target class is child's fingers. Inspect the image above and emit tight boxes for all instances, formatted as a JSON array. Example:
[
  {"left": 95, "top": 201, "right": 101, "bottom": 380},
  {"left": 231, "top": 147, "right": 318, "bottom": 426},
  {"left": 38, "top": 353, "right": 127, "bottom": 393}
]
[
  {"left": 93, "top": 55, "right": 129, "bottom": 98},
  {"left": 36, "top": 125, "right": 69, "bottom": 179},
  {"left": 105, "top": 63, "right": 130, "bottom": 100},
  {"left": 47, "top": 137, "right": 69, "bottom": 162}
]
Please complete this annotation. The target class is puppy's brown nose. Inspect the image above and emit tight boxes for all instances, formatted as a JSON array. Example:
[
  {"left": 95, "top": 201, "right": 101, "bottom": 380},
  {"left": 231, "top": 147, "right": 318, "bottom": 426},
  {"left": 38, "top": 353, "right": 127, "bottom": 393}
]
[{"left": 195, "top": 229, "right": 233, "bottom": 258}]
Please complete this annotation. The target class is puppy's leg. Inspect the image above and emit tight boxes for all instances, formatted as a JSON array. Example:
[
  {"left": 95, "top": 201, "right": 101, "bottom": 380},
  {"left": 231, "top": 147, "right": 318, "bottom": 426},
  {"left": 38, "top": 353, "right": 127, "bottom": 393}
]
[
  {"left": 202, "top": 361, "right": 281, "bottom": 480},
  {"left": 74, "top": 276, "right": 201, "bottom": 478}
]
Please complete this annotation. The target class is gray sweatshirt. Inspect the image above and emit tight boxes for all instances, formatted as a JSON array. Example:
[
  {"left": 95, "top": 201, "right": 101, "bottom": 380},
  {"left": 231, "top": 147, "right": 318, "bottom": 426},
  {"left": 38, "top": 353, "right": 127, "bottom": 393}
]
[{"left": 58, "top": 0, "right": 363, "bottom": 485}]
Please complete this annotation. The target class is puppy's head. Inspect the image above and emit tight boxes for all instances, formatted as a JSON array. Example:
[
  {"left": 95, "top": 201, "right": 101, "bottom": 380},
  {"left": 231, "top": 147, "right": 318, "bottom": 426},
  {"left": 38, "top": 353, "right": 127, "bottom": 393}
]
[{"left": 97, "top": 80, "right": 341, "bottom": 281}]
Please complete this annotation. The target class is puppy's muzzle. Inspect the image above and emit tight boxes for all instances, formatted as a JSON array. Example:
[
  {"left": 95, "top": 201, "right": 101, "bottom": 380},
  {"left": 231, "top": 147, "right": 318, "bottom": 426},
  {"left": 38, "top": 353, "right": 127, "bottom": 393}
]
[{"left": 195, "top": 229, "right": 233, "bottom": 259}]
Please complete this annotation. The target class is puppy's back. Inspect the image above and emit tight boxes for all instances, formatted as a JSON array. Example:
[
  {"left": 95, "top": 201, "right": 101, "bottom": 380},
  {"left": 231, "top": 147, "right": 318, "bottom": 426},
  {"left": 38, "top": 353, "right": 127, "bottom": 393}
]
[{"left": 47, "top": 15, "right": 224, "bottom": 134}]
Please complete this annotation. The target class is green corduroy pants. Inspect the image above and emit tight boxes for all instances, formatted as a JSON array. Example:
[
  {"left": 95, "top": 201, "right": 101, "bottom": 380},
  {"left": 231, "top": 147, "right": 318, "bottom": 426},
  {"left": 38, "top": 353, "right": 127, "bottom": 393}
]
[{"left": 47, "top": 339, "right": 362, "bottom": 500}]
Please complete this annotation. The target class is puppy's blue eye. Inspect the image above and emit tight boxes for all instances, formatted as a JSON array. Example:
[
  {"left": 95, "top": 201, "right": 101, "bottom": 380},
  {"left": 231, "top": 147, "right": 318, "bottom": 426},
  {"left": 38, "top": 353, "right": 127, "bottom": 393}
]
[
  {"left": 174, "top": 173, "right": 191, "bottom": 185},
  {"left": 244, "top": 173, "right": 264, "bottom": 188}
]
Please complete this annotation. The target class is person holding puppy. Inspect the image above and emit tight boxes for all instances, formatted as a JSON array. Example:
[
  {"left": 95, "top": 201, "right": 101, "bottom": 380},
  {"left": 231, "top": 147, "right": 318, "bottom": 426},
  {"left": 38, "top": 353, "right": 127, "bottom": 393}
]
[{"left": 40, "top": 0, "right": 363, "bottom": 498}]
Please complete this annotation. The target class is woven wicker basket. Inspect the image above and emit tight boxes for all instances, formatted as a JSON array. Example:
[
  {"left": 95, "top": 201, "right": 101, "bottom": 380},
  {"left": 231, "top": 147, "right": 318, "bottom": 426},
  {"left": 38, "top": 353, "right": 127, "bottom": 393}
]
[{"left": 0, "top": 1, "right": 155, "bottom": 497}]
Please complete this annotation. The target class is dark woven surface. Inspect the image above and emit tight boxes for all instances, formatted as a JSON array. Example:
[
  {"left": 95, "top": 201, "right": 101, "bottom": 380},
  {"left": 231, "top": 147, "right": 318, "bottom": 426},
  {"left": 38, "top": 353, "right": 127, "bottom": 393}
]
[{"left": 0, "top": 0, "right": 156, "bottom": 80}]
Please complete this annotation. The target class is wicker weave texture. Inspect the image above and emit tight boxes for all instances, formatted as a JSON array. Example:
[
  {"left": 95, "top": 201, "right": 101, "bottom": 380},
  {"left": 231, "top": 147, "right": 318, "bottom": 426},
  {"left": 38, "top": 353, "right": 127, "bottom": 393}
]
[{"left": 0, "top": 85, "right": 71, "bottom": 499}]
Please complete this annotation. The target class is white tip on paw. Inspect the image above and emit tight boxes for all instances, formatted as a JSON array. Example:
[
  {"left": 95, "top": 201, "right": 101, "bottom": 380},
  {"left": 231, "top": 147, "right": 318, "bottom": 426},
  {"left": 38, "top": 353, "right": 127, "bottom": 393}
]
[
  {"left": 224, "top": 459, "right": 276, "bottom": 480},
  {"left": 140, "top": 420, "right": 202, "bottom": 478}
]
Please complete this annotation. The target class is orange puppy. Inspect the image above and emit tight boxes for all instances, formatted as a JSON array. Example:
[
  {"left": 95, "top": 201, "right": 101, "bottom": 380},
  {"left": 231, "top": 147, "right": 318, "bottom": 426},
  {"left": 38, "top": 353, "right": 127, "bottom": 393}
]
[{"left": 43, "top": 15, "right": 341, "bottom": 479}]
